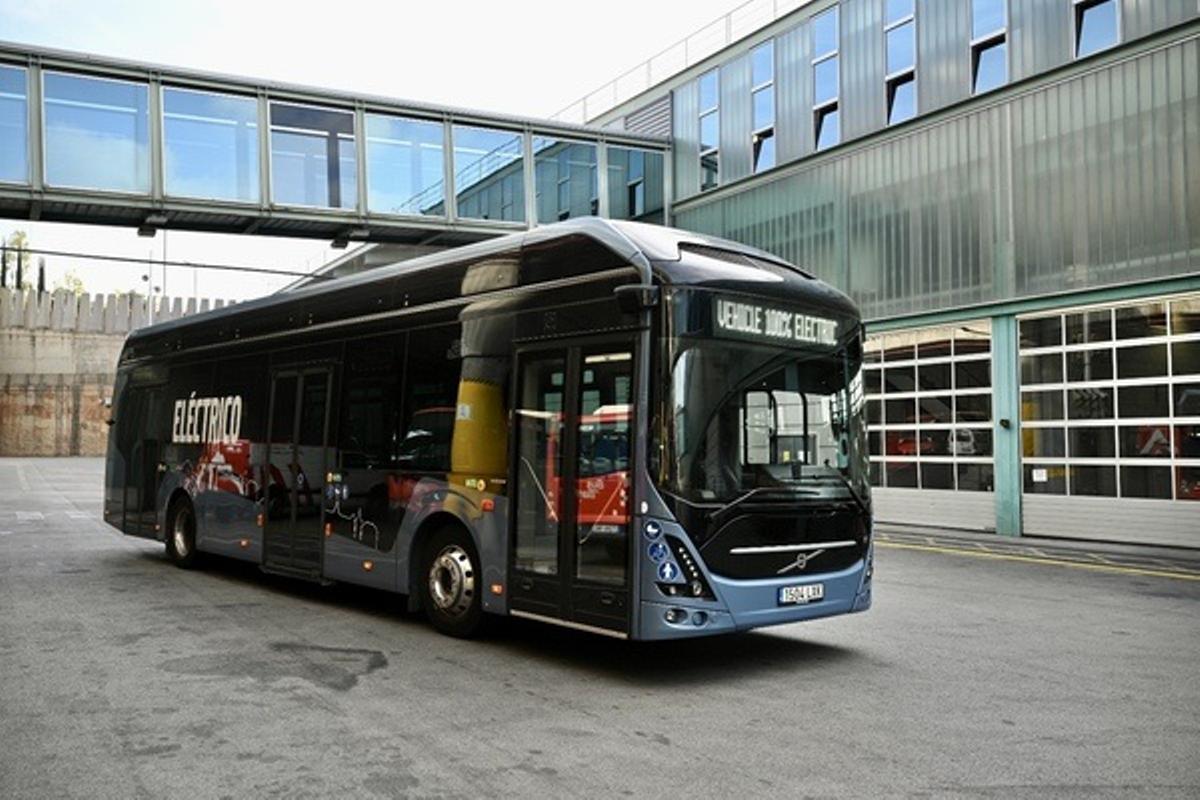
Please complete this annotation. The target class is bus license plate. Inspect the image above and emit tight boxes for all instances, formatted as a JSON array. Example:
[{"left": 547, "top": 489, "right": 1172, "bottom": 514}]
[{"left": 778, "top": 583, "right": 824, "bottom": 605}]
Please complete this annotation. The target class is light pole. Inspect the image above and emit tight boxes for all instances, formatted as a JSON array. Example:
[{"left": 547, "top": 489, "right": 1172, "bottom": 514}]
[
  {"left": 162, "top": 229, "right": 168, "bottom": 300},
  {"left": 141, "top": 273, "right": 161, "bottom": 325}
]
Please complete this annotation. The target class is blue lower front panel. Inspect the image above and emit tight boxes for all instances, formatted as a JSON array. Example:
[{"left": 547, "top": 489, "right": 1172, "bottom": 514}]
[
  {"left": 639, "top": 560, "right": 869, "bottom": 640},
  {"left": 635, "top": 515, "right": 873, "bottom": 640}
]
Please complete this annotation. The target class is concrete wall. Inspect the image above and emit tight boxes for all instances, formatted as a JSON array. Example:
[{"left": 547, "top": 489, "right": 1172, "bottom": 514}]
[{"left": 0, "top": 289, "right": 230, "bottom": 456}]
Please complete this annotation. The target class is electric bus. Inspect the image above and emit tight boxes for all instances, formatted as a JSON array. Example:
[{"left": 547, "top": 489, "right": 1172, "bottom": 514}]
[{"left": 103, "top": 219, "right": 873, "bottom": 640}]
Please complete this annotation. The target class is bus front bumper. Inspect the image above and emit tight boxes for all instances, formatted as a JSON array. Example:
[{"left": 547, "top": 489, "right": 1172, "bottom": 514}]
[{"left": 638, "top": 551, "right": 872, "bottom": 640}]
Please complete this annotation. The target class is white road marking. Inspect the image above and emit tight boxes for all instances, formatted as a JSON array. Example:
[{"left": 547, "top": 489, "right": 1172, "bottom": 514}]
[
  {"left": 67, "top": 511, "right": 90, "bottom": 520},
  {"left": 14, "top": 463, "right": 31, "bottom": 492},
  {"left": 0, "top": 530, "right": 12, "bottom": 536},
  {"left": 16, "top": 511, "right": 44, "bottom": 521}
]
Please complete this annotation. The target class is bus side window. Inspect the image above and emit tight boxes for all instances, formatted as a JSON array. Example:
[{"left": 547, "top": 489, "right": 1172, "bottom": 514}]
[
  {"left": 339, "top": 335, "right": 402, "bottom": 470},
  {"left": 398, "top": 325, "right": 462, "bottom": 474}
]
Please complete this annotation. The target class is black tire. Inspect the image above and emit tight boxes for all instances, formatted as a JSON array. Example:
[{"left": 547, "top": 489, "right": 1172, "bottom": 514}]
[
  {"left": 165, "top": 497, "right": 199, "bottom": 569},
  {"left": 419, "top": 525, "right": 485, "bottom": 638}
]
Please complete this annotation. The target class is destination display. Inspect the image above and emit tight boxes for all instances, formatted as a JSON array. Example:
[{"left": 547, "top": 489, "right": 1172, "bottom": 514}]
[{"left": 713, "top": 297, "right": 840, "bottom": 347}]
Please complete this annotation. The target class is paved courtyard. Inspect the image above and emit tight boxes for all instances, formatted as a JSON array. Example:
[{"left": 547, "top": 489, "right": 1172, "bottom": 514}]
[{"left": 1, "top": 458, "right": 1198, "bottom": 798}]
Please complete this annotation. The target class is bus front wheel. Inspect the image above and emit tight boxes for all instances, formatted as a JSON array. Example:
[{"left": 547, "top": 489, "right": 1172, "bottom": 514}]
[
  {"left": 165, "top": 498, "right": 199, "bottom": 569},
  {"left": 420, "top": 526, "right": 484, "bottom": 638}
]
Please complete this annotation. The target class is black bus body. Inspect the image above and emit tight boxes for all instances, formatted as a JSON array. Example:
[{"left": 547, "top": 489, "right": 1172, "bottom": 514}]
[{"left": 104, "top": 219, "right": 872, "bottom": 639}]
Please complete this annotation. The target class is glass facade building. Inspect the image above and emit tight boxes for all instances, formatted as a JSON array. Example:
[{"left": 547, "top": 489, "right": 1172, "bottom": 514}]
[{"left": 598, "top": 0, "right": 1200, "bottom": 546}]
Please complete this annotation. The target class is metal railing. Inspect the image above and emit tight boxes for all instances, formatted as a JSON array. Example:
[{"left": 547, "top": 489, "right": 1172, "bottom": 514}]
[{"left": 550, "top": 0, "right": 814, "bottom": 124}]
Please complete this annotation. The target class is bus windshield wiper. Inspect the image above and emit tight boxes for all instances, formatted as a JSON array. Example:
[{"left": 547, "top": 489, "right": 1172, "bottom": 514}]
[
  {"left": 801, "top": 471, "right": 869, "bottom": 515},
  {"left": 713, "top": 485, "right": 822, "bottom": 521}
]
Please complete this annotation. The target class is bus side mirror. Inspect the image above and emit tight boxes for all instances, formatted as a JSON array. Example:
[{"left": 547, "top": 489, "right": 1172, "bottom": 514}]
[{"left": 614, "top": 284, "right": 659, "bottom": 314}]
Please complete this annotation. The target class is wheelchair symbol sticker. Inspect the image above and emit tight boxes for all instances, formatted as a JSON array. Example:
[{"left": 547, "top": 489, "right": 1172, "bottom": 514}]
[{"left": 648, "top": 542, "right": 669, "bottom": 562}]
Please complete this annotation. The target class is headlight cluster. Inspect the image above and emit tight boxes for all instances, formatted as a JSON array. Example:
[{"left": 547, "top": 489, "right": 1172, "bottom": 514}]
[{"left": 656, "top": 535, "right": 714, "bottom": 600}]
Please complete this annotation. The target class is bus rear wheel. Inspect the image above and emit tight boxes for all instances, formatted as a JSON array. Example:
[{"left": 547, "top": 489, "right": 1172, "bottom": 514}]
[
  {"left": 165, "top": 498, "right": 199, "bottom": 569},
  {"left": 420, "top": 526, "right": 484, "bottom": 638}
]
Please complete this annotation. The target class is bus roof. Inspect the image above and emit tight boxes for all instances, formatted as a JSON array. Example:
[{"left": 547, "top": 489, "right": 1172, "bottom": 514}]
[{"left": 122, "top": 219, "right": 845, "bottom": 362}]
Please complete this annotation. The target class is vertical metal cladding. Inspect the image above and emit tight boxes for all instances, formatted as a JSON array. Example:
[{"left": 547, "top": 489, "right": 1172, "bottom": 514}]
[
  {"left": 1184, "top": 36, "right": 1200, "bottom": 257},
  {"left": 776, "top": 22, "right": 814, "bottom": 162},
  {"left": 672, "top": 81, "right": 701, "bottom": 201},
  {"left": 646, "top": 0, "right": 1200, "bottom": 208},
  {"left": 917, "top": 0, "right": 971, "bottom": 111},
  {"left": 1010, "top": 37, "right": 1199, "bottom": 300},
  {"left": 719, "top": 52, "right": 753, "bottom": 183},
  {"left": 1009, "top": 0, "right": 1070, "bottom": 82},
  {"left": 674, "top": 34, "right": 1200, "bottom": 321},
  {"left": 1122, "top": 0, "right": 1200, "bottom": 42},
  {"left": 841, "top": 0, "right": 886, "bottom": 139}
]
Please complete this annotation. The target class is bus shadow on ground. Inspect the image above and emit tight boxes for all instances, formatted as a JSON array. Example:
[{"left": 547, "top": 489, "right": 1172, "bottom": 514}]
[
  {"left": 136, "top": 549, "right": 859, "bottom": 685},
  {"left": 486, "top": 618, "right": 858, "bottom": 687}
]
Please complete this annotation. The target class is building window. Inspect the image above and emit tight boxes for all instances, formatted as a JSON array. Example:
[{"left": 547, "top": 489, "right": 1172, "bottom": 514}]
[
  {"left": 751, "top": 40, "right": 775, "bottom": 174},
  {"left": 0, "top": 65, "right": 28, "bottom": 185},
  {"left": 814, "top": 106, "right": 839, "bottom": 152},
  {"left": 812, "top": 7, "right": 839, "bottom": 150},
  {"left": 698, "top": 68, "right": 719, "bottom": 191},
  {"left": 971, "top": 0, "right": 1008, "bottom": 94},
  {"left": 885, "top": 0, "right": 916, "bottom": 125},
  {"left": 1074, "top": 0, "right": 1119, "bottom": 58},
  {"left": 1018, "top": 295, "right": 1200, "bottom": 501},
  {"left": 163, "top": 88, "right": 259, "bottom": 203},
  {"left": 887, "top": 75, "right": 916, "bottom": 127},
  {"left": 864, "top": 322, "right": 995, "bottom": 492},
  {"left": 269, "top": 102, "right": 356, "bottom": 209},
  {"left": 43, "top": 72, "right": 150, "bottom": 193}
]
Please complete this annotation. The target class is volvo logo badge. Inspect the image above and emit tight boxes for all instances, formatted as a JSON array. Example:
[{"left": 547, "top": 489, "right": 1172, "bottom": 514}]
[{"left": 776, "top": 549, "right": 825, "bottom": 575}]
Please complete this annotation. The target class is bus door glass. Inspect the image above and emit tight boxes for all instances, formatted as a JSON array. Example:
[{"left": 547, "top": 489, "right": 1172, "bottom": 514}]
[
  {"left": 137, "top": 396, "right": 162, "bottom": 534},
  {"left": 264, "top": 369, "right": 331, "bottom": 573},
  {"left": 511, "top": 353, "right": 565, "bottom": 614},
  {"left": 510, "top": 343, "right": 632, "bottom": 633},
  {"left": 120, "top": 388, "right": 147, "bottom": 533},
  {"left": 121, "top": 386, "right": 163, "bottom": 537},
  {"left": 574, "top": 350, "right": 632, "bottom": 589}
]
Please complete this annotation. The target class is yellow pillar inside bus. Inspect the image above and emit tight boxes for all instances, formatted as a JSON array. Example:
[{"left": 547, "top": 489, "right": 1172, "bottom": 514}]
[
  {"left": 450, "top": 378, "right": 508, "bottom": 492},
  {"left": 449, "top": 257, "right": 517, "bottom": 494}
]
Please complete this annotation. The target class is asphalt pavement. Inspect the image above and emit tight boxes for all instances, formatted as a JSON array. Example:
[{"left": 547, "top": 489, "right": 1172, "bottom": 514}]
[{"left": 1, "top": 457, "right": 1198, "bottom": 799}]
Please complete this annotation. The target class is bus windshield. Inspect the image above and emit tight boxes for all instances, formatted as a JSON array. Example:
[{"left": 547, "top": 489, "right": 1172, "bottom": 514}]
[{"left": 663, "top": 338, "right": 868, "bottom": 505}]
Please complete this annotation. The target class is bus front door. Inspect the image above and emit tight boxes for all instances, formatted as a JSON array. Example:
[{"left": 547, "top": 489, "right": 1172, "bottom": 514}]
[
  {"left": 263, "top": 368, "right": 332, "bottom": 577},
  {"left": 509, "top": 343, "right": 634, "bottom": 636}
]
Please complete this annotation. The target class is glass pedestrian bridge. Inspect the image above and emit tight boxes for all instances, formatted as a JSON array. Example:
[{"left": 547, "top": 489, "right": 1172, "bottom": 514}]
[{"left": 0, "top": 41, "right": 669, "bottom": 247}]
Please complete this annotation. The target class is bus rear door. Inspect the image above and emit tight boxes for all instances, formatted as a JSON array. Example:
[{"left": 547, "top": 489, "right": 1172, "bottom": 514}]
[{"left": 263, "top": 368, "right": 332, "bottom": 577}]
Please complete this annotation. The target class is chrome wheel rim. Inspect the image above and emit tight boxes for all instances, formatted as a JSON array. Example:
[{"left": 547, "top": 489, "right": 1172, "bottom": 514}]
[
  {"left": 173, "top": 508, "right": 191, "bottom": 558},
  {"left": 428, "top": 545, "right": 474, "bottom": 618}
]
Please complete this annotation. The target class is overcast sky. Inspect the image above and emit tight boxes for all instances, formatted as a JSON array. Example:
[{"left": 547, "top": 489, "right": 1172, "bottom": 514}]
[{"left": 0, "top": 0, "right": 740, "bottom": 301}]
